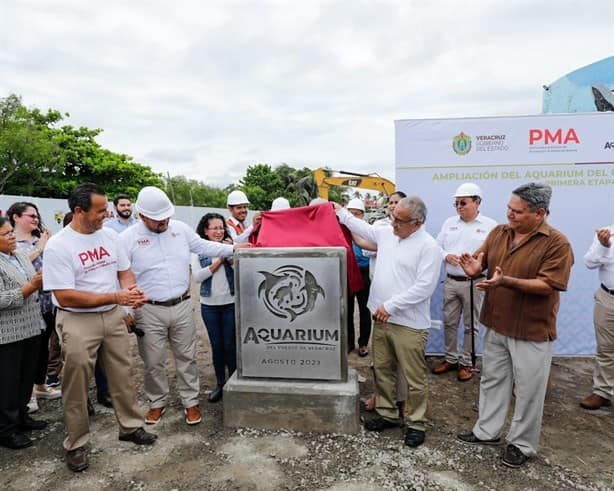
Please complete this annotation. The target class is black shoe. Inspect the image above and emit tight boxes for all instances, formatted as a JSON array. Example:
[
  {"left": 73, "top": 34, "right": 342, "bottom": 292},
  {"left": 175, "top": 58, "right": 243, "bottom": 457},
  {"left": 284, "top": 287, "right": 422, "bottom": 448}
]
[
  {"left": 65, "top": 446, "right": 89, "bottom": 472},
  {"left": 119, "top": 427, "right": 157, "bottom": 445},
  {"left": 96, "top": 391, "right": 113, "bottom": 408},
  {"left": 46, "top": 375, "right": 61, "bottom": 388},
  {"left": 87, "top": 398, "right": 95, "bottom": 416},
  {"left": 502, "top": 444, "right": 529, "bottom": 468},
  {"left": 208, "top": 386, "right": 223, "bottom": 403},
  {"left": 19, "top": 415, "right": 48, "bottom": 431},
  {"left": 364, "top": 416, "right": 399, "bottom": 432},
  {"left": 457, "top": 431, "right": 501, "bottom": 445},
  {"left": 404, "top": 428, "right": 425, "bottom": 448},
  {"left": 0, "top": 432, "right": 32, "bottom": 450}
]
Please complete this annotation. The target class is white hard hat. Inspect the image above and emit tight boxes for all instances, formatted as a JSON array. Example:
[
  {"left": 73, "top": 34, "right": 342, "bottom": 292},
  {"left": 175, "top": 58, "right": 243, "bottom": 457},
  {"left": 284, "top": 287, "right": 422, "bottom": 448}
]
[
  {"left": 135, "top": 187, "right": 175, "bottom": 220},
  {"left": 227, "top": 190, "right": 250, "bottom": 206},
  {"left": 271, "top": 197, "right": 290, "bottom": 210},
  {"left": 347, "top": 198, "right": 365, "bottom": 212},
  {"left": 453, "top": 182, "right": 482, "bottom": 198},
  {"left": 309, "top": 197, "right": 328, "bottom": 206}
]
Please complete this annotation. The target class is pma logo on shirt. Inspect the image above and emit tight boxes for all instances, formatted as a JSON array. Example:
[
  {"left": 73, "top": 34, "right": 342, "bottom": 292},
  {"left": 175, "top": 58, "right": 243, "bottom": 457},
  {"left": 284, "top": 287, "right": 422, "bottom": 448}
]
[
  {"left": 137, "top": 239, "right": 150, "bottom": 246},
  {"left": 257, "top": 265, "right": 325, "bottom": 322}
]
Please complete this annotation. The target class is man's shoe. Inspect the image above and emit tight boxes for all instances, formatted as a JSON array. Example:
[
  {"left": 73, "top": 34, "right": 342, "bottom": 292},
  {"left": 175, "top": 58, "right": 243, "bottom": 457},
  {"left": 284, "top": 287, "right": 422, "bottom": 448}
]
[
  {"left": 502, "top": 444, "right": 529, "bottom": 468},
  {"left": 358, "top": 346, "right": 369, "bottom": 357},
  {"left": 404, "top": 428, "right": 425, "bottom": 448},
  {"left": 457, "top": 367, "right": 474, "bottom": 382},
  {"left": 96, "top": 391, "right": 113, "bottom": 408},
  {"left": 580, "top": 393, "right": 612, "bottom": 410},
  {"left": 145, "top": 407, "right": 165, "bottom": 424},
  {"left": 34, "top": 385, "right": 61, "bottom": 400},
  {"left": 119, "top": 427, "right": 157, "bottom": 445},
  {"left": 87, "top": 398, "right": 95, "bottom": 416},
  {"left": 19, "top": 415, "right": 48, "bottom": 431},
  {"left": 185, "top": 405, "right": 202, "bottom": 425},
  {"left": 432, "top": 361, "right": 458, "bottom": 375},
  {"left": 65, "top": 446, "right": 89, "bottom": 472},
  {"left": 0, "top": 432, "right": 32, "bottom": 450},
  {"left": 457, "top": 431, "right": 501, "bottom": 445},
  {"left": 207, "top": 386, "right": 223, "bottom": 403},
  {"left": 27, "top": 396, "right": 39, "bottom": 414},
  {"left": 364, "top": 416, "right": 399, "bottom": 432},
  {"left": 46, "top": 375, "right": 60, "bottom": 388}
]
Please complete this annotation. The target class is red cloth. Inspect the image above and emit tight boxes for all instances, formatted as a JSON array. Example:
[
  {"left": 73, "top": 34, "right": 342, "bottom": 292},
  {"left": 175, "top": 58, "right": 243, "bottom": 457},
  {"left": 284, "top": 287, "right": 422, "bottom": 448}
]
[{"left": 249, "top": 203, "right": 364, "bottom": 294}]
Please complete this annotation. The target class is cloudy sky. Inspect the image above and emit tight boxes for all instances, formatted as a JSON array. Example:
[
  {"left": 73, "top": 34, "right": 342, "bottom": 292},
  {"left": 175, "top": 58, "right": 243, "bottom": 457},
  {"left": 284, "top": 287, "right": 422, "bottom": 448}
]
[{"left": 2, "top": 0, "right": 612, "bottom": 187}]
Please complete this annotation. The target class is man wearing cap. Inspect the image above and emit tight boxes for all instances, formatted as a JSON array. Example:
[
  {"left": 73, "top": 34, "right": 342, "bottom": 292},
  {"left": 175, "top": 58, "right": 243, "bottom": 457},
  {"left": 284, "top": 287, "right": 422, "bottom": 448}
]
[
  {"left": 226, "top": 190, "right": 253, "bottom": 243},
  {"left": 43, "top": 183, "right": 157, "bottom": 473},
  {"left": 346, "top": 198, "right": 372, "bottom": 356},
  {"left": 456, "top": 183, "right": 573, "bottom": 468},
  {"left": 579, "top": 224, "right": 614, "bottom": 410},
  {"left": 432, "top": 183, "right": 497, "bottom": 381},
  {"left": 120, "top": 187, "right": 245, "bottom": 426}
]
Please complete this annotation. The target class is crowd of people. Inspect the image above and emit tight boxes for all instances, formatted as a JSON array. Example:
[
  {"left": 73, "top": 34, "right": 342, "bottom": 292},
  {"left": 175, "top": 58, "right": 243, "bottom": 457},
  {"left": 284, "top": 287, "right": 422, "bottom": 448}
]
[{"left": 0, "top": 180, "right": 611, "bottom": 473}]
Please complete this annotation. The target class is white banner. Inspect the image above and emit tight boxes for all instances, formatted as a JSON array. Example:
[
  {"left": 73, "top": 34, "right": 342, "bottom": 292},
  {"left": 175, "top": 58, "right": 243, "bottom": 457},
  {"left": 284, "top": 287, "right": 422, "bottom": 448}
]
[{"left": 395, "top": 112, "right": 614, "bottom": 355}]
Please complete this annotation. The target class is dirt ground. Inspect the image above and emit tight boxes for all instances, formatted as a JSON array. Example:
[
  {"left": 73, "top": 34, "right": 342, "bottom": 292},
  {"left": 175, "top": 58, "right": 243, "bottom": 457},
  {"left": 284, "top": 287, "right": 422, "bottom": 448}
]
[{"left": 1, "top": 297, "right": 613, "bottom": 491}]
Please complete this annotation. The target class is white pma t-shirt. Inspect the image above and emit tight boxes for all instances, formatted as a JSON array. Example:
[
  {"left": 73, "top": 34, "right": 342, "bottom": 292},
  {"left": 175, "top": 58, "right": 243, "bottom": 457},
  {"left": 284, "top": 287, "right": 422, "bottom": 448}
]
[{"left": 43, "top": 226, "right": 130, "bottom": 312}]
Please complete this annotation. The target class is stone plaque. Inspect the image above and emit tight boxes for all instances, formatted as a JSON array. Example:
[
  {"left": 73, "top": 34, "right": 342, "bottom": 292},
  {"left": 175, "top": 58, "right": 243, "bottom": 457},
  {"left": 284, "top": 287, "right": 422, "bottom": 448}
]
[{"left": 235, "top": 247, "right": 347, "bottom": 381}]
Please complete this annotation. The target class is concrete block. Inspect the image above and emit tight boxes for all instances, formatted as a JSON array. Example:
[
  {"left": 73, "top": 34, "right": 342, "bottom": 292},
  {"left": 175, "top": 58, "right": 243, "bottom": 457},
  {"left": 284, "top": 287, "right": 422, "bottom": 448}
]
[{"left": 223, "top": 369, "right": 360, "bottom": 434}]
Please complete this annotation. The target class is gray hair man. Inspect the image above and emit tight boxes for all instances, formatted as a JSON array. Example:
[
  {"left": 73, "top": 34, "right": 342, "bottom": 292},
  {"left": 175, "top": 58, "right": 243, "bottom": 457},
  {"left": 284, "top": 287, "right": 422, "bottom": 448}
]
[
  {"left": 433, "top": 183, "right": 497, "bottom": 381},
  {"left": 580, "top": 222, "right": 614, "bottom": 410},
  {"left": 456, "top": 183, "right": 574, "bottom": 468},
  {"left": 335, "top": 196, "right": 441, "bottom": 448}
]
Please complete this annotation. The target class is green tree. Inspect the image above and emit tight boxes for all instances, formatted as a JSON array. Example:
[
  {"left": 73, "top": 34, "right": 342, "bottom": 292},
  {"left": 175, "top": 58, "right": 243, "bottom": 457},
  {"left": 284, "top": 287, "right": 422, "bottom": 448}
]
[{"left": 165, "top": 175, "right": 227, "bottom": 207}]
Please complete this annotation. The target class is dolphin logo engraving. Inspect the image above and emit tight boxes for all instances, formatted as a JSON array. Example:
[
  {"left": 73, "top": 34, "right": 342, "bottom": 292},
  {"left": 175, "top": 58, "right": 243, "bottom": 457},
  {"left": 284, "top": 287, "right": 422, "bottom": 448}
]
[{"left": 257, "top": 265, "right": 325, "bottom": 321}]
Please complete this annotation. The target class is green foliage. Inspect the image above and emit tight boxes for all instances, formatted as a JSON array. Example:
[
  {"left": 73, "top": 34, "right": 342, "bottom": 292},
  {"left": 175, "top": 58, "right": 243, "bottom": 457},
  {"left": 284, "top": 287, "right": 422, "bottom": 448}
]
[
  {"left": 0, "top": 93, "right": 164, "bottom": 198},
  {"left": 165, "top": 175, "right": 227, "bottom": 207}
]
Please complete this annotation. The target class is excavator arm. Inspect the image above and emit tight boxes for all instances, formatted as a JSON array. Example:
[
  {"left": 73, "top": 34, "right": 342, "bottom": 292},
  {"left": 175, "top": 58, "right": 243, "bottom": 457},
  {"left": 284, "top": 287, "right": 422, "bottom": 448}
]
[{"left": 313, "top": 168, "right": 395, "bottom": 200}]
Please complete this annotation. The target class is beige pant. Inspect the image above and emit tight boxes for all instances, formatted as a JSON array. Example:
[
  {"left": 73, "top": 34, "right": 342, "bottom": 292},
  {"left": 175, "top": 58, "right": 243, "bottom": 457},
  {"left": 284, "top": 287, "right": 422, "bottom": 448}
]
[
  {"left": 373, "top": 321, "right": 429, "bottom": 431},
  {"left": 135, "top": 300, "right": 199, "bottom": 409},
  {"left": 592, "top": 288, "right": 614, "bottom": 400},
  {"left": 443, "top": 278, "right": 484, "bottom": 366},
  {"left": 56, "top": 307, "right": 144, "bottom": 451},
  {"left": 473, "top": 328, "right": 552, "bottom": 456}
]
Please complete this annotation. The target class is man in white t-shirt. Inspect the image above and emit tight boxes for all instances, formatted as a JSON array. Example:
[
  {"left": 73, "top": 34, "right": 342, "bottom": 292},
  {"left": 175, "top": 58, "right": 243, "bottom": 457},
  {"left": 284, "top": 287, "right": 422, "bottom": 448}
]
[
  {"left": 432, "top": 183, "right": 497, "bottom": 381},
  {"left": 335, "top": 196, "right": 442, "bottom": 448},
  {"left": 120, "top": 187, "right": 243, "bottom": 427},
  {"left": 43, "top": 183, "right": 157, "bottom": 473}
]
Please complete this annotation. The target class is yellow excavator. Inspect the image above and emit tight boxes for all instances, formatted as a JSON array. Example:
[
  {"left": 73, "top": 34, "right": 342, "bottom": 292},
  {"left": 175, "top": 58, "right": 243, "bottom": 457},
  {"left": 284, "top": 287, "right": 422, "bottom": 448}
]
[{"left": 313, "top": 168, "right": 395, "bottom": 200}]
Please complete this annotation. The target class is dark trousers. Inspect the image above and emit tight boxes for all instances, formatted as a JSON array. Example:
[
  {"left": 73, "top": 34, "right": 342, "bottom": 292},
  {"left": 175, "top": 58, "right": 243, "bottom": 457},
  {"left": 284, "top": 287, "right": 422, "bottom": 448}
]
[
  {"left": 0, "top": 335, "right": 41, "bottom": 436},
  {"left": 201, "top": 303, "right": 236, "bottom": 387},
  {"left": 348, "top": 266, "right": 372, "bottom": 350},
  {"left": 34, "top": 311, "right": 55, "bottom": 385},
  {"left": 95, "top": 357, "right": 109, "bottom": 393}
]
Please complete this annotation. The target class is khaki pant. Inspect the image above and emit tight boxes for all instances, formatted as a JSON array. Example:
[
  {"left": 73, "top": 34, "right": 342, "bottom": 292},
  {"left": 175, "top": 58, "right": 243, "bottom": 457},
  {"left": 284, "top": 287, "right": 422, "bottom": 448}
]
[
  {"left": 443, "top": 278, "right": 484, "bottom": 366},
  {"left": 56, "top": 307, "right": 144, "bottom": 451},
  {"left": 373, "top": 321, "right": 428, "bottom": 432},
  {"left": 592, "top": 288, "right": 614, "bottom": 400},
  {"left": 134, "top": 300, "right": 199, "bottom": 409},
  {"left": 473, "top": 328, "right": 552, "bottom": 456}
]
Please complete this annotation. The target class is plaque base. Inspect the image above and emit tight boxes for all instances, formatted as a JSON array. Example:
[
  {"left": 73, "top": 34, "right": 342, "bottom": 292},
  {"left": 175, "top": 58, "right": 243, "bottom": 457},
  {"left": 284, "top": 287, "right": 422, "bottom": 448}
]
[{"left": 223, "top": 369, "right": 360, "bottom": 434}]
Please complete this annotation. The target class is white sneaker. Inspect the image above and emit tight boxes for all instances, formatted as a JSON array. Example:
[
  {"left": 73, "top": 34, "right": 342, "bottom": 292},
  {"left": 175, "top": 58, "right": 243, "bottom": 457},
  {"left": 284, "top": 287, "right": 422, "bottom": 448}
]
[
  {"left": 27, "top": 396, "right": 39, "bottom": 414},
  {"left": 34, "top": 385, "right": 62, "bottom": 400}
]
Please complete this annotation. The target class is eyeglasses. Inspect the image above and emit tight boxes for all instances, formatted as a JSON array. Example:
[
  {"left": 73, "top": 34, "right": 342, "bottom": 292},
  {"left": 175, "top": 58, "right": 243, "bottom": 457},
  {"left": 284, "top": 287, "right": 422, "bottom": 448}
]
[
  {"left": 453, "top": 200, "right": 471, "bottom": 207},
  {"left": 207, "top": 227, "right": 225, "bottom": 231},
  {"left": 391, "top": 214, "right": 417, "bottom": 225},
  {"left": 22, "top": 213, "right": 40, "bottom": 220}
]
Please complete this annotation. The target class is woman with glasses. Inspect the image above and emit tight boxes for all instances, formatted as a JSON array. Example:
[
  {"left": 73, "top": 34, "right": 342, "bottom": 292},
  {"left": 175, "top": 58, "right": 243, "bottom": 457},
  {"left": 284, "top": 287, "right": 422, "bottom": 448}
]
[
  {"left": 0, "top": 216, "right": 48, "bottom": 449},
  {"left": 192, "top": 213, "right": 236, "bottom": 403},
  {"left": 7, "top": 202, "right": 62, "bottom": 410}
]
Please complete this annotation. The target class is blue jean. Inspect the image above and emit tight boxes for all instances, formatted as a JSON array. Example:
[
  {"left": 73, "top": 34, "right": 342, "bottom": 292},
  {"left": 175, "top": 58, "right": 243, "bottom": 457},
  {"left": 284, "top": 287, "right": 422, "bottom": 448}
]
[{"left": 201, "top": 303, "right": 236, "bottom": 386}]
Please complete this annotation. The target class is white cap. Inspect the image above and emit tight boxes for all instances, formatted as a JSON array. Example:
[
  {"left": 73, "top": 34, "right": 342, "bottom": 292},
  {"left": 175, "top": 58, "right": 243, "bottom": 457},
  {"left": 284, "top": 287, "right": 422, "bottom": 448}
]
[
  {"left": 271, "top": 197, "right": 290, "bottom": 210},
  {"left": 453, "top": 182, "right": 482, "bottom": 198},
  {"left": 227, "top": 190, "right": 250, "bottom": 206},
  {"left": 347, "top": 198, "right": 365, "bottom": 212},
  {"left": 135, "top": 187, "right": 175, "bottom": 220},
  {"left": 309, "top": 197, "right": 328, "bottom": 206}
]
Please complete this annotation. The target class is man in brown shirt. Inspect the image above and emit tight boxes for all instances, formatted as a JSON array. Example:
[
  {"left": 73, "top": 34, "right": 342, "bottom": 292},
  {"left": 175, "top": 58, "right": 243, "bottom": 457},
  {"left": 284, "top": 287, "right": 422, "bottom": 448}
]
[{"left": 455, "top": 182, "right": 574, "bottom": 468}]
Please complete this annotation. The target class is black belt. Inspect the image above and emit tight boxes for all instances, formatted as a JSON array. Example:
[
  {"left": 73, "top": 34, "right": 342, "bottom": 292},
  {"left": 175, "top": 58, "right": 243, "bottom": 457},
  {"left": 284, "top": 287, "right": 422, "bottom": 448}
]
[
  {"left": 601, "top": 284, "right": 614, "bottom": 295},
  {"left": 447, "top": 274, "right": 485, "bottom": 282},
  {"left": 146, "top": 290, "right": 191, "bottom": 307}
]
